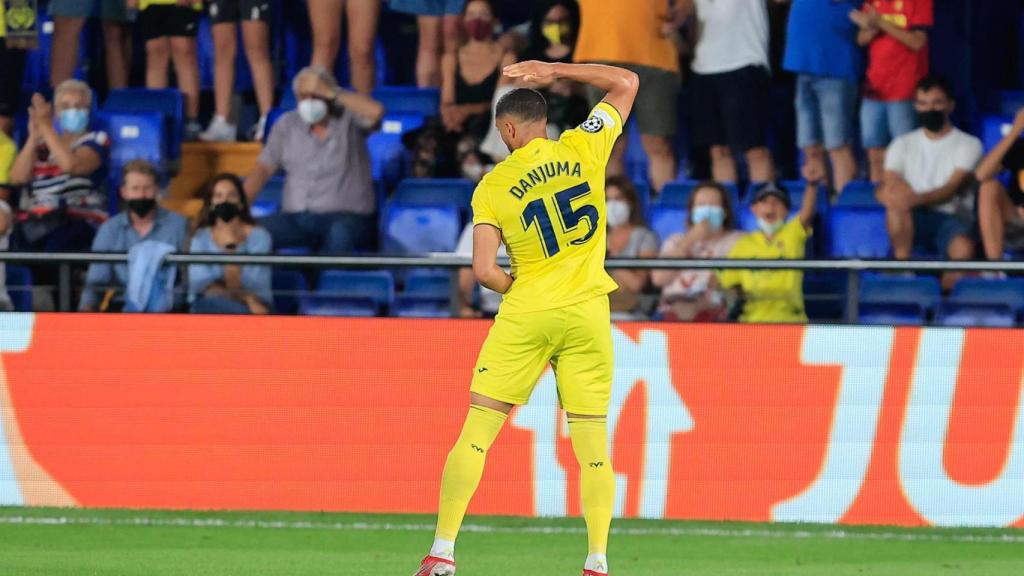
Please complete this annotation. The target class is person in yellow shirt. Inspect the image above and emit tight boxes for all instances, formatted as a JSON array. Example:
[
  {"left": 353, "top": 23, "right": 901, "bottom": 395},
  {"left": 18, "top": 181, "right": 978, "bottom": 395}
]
[
  {"left": 719, "top": 168, "right": 822, "bottom": 323},
  {"left": 0, "top": 1, "right": 27, "bottom": 139},
  {"left": 127, "top": 0, "right": 203, "bottom": 138},
  {"left": 413, "top": 61, "right": 639, "bottom": 576}
]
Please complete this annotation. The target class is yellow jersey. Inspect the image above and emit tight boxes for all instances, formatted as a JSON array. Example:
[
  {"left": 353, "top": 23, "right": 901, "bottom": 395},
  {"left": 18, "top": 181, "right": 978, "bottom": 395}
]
[
  {"left": 471, "top": 102, "right": 623, "bottom": 314},
  {"left": 140, "top": 0, "right": 202, "bottom": 10},
  {"left": 718, "top": 218, "right": 810, "bottom": 324}
]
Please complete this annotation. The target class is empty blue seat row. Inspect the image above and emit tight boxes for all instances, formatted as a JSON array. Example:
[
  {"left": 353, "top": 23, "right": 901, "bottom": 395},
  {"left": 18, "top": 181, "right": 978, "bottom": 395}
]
[
  {"left": 856, "top": 276, "right": 1024, "bottom": 327},
  {"left": 295, "top": 269, "right": 451, "bottom": 317}
]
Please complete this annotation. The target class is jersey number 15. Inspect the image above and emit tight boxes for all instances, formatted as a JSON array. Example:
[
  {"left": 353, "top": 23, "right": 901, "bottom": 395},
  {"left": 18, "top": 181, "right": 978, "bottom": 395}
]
[{"left": 520, "top": 182, "right": 599, "bottom": 258}]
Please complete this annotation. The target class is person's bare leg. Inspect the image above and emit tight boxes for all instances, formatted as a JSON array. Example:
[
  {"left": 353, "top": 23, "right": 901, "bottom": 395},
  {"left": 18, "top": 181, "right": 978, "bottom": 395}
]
[
  {"left": 867, "top": 147, "right": 886, "bottom": 183},
  {"left": 745, "top": 146, "right": 775, "bottom": 184},
  {"left": 828, "top": 145, "right": 857, "bottom": 194},
  {"left": 344, "top": 0, "right": 380, "bottom": 94},
  {"left": 101, "top": 20, "right": 132, "bottom": 90},
  {"left": 50, "top": 16, "right": 86, "bottom": 88},
  {"left": 641, "top": 134, "right": 677, "bottom": 192},
  {"left": 211, "top": 23, "right": 238, "bottom": 121},
  {"left": 309, "top": 0, "right": 343, "bottom": 71},
  {"left": 885, "top": 206, "right": 914, "bottom": 260},
  {"left": 710, "top": 145, "right": 737, "bottom": 184},
  {"left": 943, "top": 235, "right": 975, "bottom": 291},
  {"left": 241, "top": 21, "right": 274, "bottom": 116},
  {"left": 441, "top": 14, "right": 462, "bottom": 55},
  {"left": 978, "top": 180, "right": 1013, "bottom": 261},
  {"left": 145, "top": 37, "right": 171, "bottom": 89},
  {"left": 415, "top": 15, "right": 442, "bottom": 88},
  {"left": 169, "top": 37, "right": 201, "bottom": 121}
]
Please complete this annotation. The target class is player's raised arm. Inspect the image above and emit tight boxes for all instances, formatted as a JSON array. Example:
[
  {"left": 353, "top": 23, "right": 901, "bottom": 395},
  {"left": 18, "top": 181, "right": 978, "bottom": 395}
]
[{"left": 503, "top": 61, "right": 639, "bottom": 124}]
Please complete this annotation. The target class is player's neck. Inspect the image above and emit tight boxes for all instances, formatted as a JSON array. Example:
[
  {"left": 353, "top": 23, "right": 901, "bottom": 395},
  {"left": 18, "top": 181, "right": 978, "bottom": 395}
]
[{"left": 512, "top": 132, "right": 549, "bottom": 152}]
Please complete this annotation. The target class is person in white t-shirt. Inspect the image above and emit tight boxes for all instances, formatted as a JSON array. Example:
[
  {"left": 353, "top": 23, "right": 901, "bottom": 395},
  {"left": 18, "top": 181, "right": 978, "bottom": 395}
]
[
  {"left": 455, "top": 221, "right": 505, "bottom": 317},
  {"left": 878, "top": 76, "right": 982, "bottom": 287},
  {"left": 685, "top": 0, "right": 775, "bottom": 184}
]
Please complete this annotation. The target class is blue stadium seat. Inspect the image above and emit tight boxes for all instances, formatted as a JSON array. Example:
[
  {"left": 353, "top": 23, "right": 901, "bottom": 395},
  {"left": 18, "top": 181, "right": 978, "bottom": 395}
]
[
  {"left": 624, "top": 120, "right": 648, "bottom": 185},
  {"left": 316, "top": 270, "right": 395, "bottom": 314},
  {"left": 392, "top": 295, "right": 451, "bottom": 318},
  {"left": 860, "top": 275, "right": 941, "bottom": 319},
  {"left": 826, "top": 206, "right": 890, "bottom": 258},
  {"left": 97, "top": 111, "right": 167, "bottom": 200},
  {"left": 647, "top": 205, "right": 688, "bottom": 243},
  {"left": 803, "top": 271, "right": 847, "bottom": 322},
  {"left": 251, "top": 175, "right": 285, "bottom": 218},
  {"left": 103, "top": 89, "right": 185, "bottom": 160},
  {"left": 981, "top": 115, "right": 1014, "bottom": 152},
  {"left": 836, "top": 181, "right": 879, "bottom": 207},
  {"left": 659, "top": 180, "right": 741, "bottom": 211},
  {"left": 949, "top": 277, "right": 1024, "bottom": 318},
  {"left": 392, "top": 179, "right": 473, "bottom": 213},
  {"left": 271, "top": 269, "right": 308, "bottom": 315},
  {"left": 5, "top": 265, "right": 32, "bottom": 312},
  {"left": 404, "top": 270, "right": 451, "bottom": 299},
  {"left": 299, "top": 295, "right": 378, "bottom": 317},
  {"left": 381, "top": 202, "right": 461, "bottom": 254},
  {"left": 367, "top": 113, "right": 427, "bottom": 183},
  {"left": 372, "top": 86, "right": 440, "bottom": 117},
  {"left": 859, "top": 302, "right": 927, "bottom": 326},
  {"left": 992, "top": 90, "right": 1024, "bottom": 116},
  {"left": 936, "top": 302, "right": 1015, "bottom": 327}
]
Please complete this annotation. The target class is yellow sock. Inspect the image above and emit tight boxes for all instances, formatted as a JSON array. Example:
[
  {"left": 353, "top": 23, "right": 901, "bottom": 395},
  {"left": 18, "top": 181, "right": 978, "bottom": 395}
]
[
  {"left": 435, "top": 404, "right": 507, "bottom": 541},
  {"left": 568, "top": 417, "right": 614, "bottom": 555}
]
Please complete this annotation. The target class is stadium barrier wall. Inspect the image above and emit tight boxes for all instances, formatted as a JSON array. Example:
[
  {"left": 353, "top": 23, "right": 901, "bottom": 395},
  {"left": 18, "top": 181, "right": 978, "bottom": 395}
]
[{"left": 0, "top": 313, "right": 1022, "bottom": 528}]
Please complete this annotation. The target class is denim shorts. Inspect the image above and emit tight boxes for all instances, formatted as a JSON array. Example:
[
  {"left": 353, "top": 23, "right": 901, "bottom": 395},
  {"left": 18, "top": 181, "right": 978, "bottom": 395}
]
[
  {"left": 48, "top": 0, "right": 129, "bottom": 21},
  {"left": 388, "top": 0, "right": 466, "bottom": 16},
  {"left": 912, "top": 208, "right": 971, "bottom": 256},
  {"left": 861, "top": 98, "right": 916, "bottom": 149},
  {"left": 795, "top": 75, "right": 857, "bottom": 150}
]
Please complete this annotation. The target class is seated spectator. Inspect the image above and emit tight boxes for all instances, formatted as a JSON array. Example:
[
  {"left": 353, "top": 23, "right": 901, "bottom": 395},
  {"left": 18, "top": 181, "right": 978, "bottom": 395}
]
[
  {"left": 80, "top": 160, "right": 188, "bottom": 312},
  {"left": 9, "top": 82, "right": 109, "bottom": 253},
  {"left": 189, "top": 173, "right": 273, "bottom": 315},
  {"left": 455, "top": 221, "right": 506, "bottom": 317},
  {"left": 0, "top": 195, "right": 12, "bottom": 311},
  {"left": 128, "top": 0, "right": 202, "bottom": 138},
  {"left": 605, "top": 176, "right": 658, "bottom": 320},
  {"left": 390, "top": 0, "right": 465, "bottom": 88},
  {"left": 652, "top": 181, "right": 743, "bottom": 322},
  {"left": 244, "top": 66, "right": 384, "bottom": 253},
  {"left": 978, "top": 109, "right": 1024, "bottom": 263},
  {"left": 877, "top": 76, "right": 981, "bottom": 288},
  {"left": 719, "top": 175, "right": 820, "bottom": 323}
]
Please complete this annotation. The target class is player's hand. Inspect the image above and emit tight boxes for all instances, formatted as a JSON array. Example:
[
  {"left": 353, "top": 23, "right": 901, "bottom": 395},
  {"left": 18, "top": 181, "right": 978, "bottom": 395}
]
[
  {"left": 1012, "top": 108, "right": 1024, "bottom": 135},
  {"left": 503, "top": 61, "right": 558, "bottom": 87}
]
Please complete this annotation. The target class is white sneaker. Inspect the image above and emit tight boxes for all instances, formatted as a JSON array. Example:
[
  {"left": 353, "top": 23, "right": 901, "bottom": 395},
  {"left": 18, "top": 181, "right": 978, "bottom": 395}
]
[
  {"left": 248, "top": 115, "right": 268, "bottom": 142},
  {"left": 199, "top": 117, "right": 237, "bottom": 142}
]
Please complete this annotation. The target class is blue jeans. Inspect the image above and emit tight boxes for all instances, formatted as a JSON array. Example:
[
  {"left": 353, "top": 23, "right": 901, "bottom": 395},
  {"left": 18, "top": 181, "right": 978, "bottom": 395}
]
[
  {"left": 860, "top": 98, "right": 917, "bottom": 149},
  {"left": 795, "top": 75, "right": 858, "bottom": 150},
  {"left": 258, "top": 211, "right": 375, "bottom": 254}
]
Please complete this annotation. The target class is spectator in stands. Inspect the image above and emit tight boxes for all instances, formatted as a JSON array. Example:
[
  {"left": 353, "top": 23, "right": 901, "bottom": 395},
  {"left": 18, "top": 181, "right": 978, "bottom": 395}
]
[
  {"left": 782, "top": 0, "right": 861, "bottom": 195},
  {"left": 606, "top": 176, "right": 658, "bottom": 320},
  {"left": 189, "top": 173, "right": 272, "bottom": 315},
  {"left": 0, "top": 186, "right": 11, "bottom": 311},
  {"left": 977, "top": 109, "right": 1024, "bottom": 263},
  {"left": 574, "top": 0, "right": 680, "bottom": 191},
  {"left": 80, "top": 160, "right": 188, "bottom": 312},
  {"left": 878, "top": 76, "right": 980, "bottom": 288},
  {"left": 455, "top": 222, "right": 505, "bottom": 318},
  {"left": 49, "top": 0, "right": 132, "bottom": 90},
  {"left": 244, "top": 66, "right": 384, "bottom": 253},
  {"left": 521, "top": 0, "right": 587, "bottom": 133},
  {"left": 199, "top": 0, "right": 276, "bottom": 142},
  {"left": 0, "top": 2, "right": 26, "bottom": 140},
  {"left": 129, "top": 0, "right": 203, "bottom": 139},
  {"left": 307, "top": 0, "right": 380, "bottom": 95},
  {"left": 851, "top": 0, "right": 932, "bottom": 183},
  {"left": 686, "top": 0, "right": 775, "bottom": 185},
  {"left": 652, "top": 181, "right": 743, "bottom": 322},
  {"left": 9, "top": 82, "right": 109, "bottom": 253},
  {"left": 391, "top": 0, "right": 465, "bottom": 88},
  {"left": 719, "top": 172, "right": 821, "bottom": 323}
]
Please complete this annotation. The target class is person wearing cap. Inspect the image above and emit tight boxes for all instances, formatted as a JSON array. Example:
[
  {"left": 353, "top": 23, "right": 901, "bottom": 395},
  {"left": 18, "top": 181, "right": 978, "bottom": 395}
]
[{"left": 718, "top": 163, "right": 822, "bottom": 323}]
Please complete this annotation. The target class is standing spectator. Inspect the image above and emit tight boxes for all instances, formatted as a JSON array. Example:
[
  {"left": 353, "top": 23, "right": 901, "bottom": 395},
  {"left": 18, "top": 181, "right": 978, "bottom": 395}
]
[
  {"left": 652, "top": 181, "right": 743, "bottom": 322},
  {"left": 189, "top": 173, "right": 272, "bottom": 315},
  {"left": 851, "top": 0, "right": 932, "bottom": 183},
  {"left": 200, "top": 0, "right": 276, "bottom": 142},
  {"left": 9, "top": 83, "right": 109, "bottom": 252},
  {"left": 129, "top": 0, "right": 203, "bottom": 139},
  {"left": 977, "top": 108, "right": 1024, "bottom": 262},
  {"left": 877, "top": 76, "right": 980, "bottom": 288},
  {"left": 782, "top": 0, "right": 862, "bottom": 194},
  {"left": 719, "top": 174, "right": 820, "bottom": 324},
  {"left": 521, "top": 0, "right": 587, "bottom": 133},
  {"left": 49, "top": 0, "right": 132, "bottom": 90},
  {"left": 391, "top": 0, "right": 465, "bottom": 88},
  {"left": 605, "top": 176, "right": 658, "bottom": 320},
  {"left": 80, "top": 160, "right": 188, "bottom": 312},
  {"left": 455, "top": 221, "right": 505, "bottom": 318},
  {"left": 686, "top": 0, "right": 775, "bottom": 185},
  {"left": 574, "top": 0, "right": 680, "bottom": 191},
  {"left": 244, "top": 67, "right": 384, "bottom": 253},
  {"left": 308, "top": 0, "right": 380, "bottom": 95}
]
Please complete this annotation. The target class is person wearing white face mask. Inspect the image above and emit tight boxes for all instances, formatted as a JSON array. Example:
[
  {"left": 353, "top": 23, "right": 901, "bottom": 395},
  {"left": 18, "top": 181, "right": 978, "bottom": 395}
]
[
  {"left": 652, "top": 181, "right": 743, "bottom": 322},
  {"left": 717, "top": 163, "right": 822, "bottom": 324},
  {"left": 243, "top": 66, "right": 385, "bottom": 254},
  {"left": 605, "top": 176, "right": 658, "bottom": 320}
]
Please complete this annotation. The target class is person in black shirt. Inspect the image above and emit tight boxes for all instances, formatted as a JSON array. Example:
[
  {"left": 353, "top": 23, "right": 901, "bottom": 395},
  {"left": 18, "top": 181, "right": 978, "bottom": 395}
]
[{"left": 977, "top": 108, "right": 1024, "bottom": 261}]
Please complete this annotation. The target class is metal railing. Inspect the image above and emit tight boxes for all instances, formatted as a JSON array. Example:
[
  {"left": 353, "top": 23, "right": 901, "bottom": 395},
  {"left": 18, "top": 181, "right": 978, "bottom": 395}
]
[{"left": 0, "top": 252, "right": 1018, "bottom": 321}]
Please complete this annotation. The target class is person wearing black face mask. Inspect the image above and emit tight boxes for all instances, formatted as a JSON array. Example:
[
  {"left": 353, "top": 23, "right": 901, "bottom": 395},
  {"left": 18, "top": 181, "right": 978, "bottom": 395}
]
[
  {"left": 188, "top": 173, "right": 273, "bottom": 315},
  {"left": 80, "top": 160, "right": 189, "bottom": 312}
]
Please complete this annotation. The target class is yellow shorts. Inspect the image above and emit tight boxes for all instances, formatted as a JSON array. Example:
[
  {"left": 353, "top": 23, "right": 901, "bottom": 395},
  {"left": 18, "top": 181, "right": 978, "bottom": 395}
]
[{"left": 470, "top": 295, "right": 613, "bottom": 416}]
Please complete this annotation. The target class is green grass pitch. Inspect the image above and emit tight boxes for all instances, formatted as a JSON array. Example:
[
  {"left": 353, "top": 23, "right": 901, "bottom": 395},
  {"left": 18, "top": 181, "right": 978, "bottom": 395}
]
[{"left": 0, "top": 507, "right": 1022, "bottom": 575}]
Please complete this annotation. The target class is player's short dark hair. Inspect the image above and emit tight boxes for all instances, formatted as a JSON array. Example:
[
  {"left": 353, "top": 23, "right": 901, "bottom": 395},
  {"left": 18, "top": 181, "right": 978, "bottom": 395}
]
[
  {"left": 495, "top": 88, "right": 548, "bottom": 122},
  {"left": 916, "top": 75, "right": 954, "bottom": 100}
]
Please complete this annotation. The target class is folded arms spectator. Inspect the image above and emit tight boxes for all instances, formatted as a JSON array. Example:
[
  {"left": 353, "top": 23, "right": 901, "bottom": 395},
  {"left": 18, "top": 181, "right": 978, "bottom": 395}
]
[{"left": 976, "top": 108, "right": 1024, "bottom": 262}]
